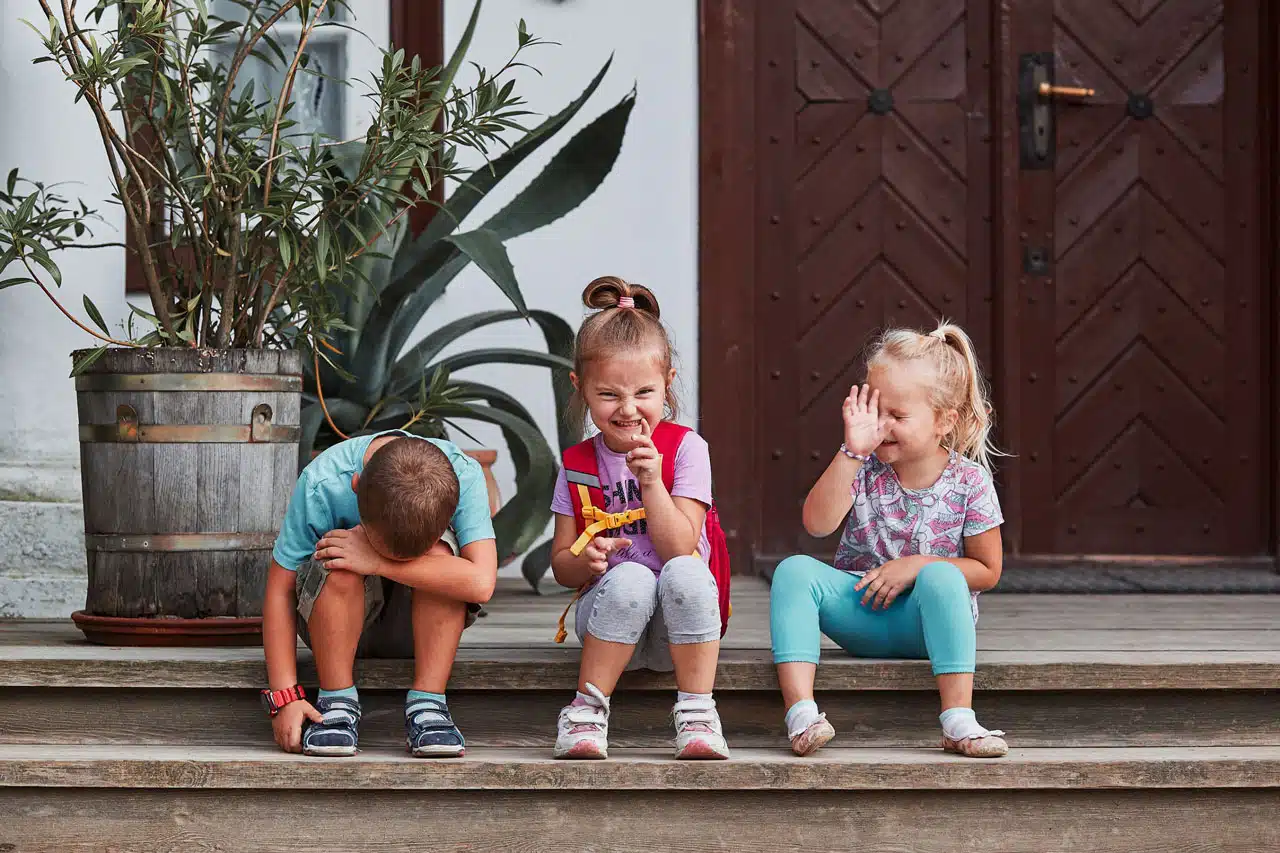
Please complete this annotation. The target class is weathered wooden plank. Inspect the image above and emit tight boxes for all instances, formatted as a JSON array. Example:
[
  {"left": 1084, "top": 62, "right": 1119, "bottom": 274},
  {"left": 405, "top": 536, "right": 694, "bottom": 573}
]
[
  {"left": 2, "top": 745, "right": 1279, "bottom": 791},
  {"left": 193, "top": 391, "right": 244, "bottom": 617},
  {"left": 1, "top": 688, "right": 1275, "bottom": 750},
  {"left": 476, "top": 580, "right": 1280, "bottom": 631},
  {"left": 235, "top": 550, "right": 269, "bottom": 617},
  {"left": 151, "top": 393, "right": 200, "bottom": 532},
  {"left": 1, "top": 644, "right": 1278, "bottom": 691},
  {"left": 2, "top": 788, "right": 1277, "bottom": 853},
  {"left": 237, "top": 444, "right": 276, "bottom": 532},
  {"left": 104, "top": 551, "right": 161, "bottom": 618},
  {"left": 77, "top": 348, "right": 304, "bottom": 377}
]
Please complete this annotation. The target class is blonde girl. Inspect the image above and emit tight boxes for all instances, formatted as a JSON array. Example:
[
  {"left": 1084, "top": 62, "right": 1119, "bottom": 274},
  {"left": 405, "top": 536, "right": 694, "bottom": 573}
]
[
  {"left": 770, "top": 321, "right": 1008, "bottom": 758},
  {"left": 548, "top": 277, "right": 729, "bottom": 760}
]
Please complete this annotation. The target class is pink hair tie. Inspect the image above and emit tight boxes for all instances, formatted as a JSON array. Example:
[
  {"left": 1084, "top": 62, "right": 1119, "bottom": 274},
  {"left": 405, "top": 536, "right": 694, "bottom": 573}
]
[{"left": 617, "top": 296, "right": 635, "bottom": 309}]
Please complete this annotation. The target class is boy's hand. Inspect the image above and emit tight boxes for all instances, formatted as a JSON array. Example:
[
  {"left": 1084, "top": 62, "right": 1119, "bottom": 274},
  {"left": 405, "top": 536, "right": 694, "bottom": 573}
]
[
  {"left": 626, "top": 418, "right": 662, "bottom": 486},
  {"left": 854, "top": 556, "right": 925, "bottom": 610},
  {"left": 271, "top": 699, "right": 324, "bottom": 753},
  {"left": 583, "top": 536, "right": 632, "bottom": 575},
  {"left": 843, "top": 384, "right": 887, "bottom": 457},
  {"left": 315, "top": 526, "right": 384, "bottom": 576}
]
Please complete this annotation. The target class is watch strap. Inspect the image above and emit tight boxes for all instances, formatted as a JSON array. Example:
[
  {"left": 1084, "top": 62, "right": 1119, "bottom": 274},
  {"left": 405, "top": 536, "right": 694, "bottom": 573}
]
[{"left": 261, "top": 684, "right": 306, "bottom": 716}]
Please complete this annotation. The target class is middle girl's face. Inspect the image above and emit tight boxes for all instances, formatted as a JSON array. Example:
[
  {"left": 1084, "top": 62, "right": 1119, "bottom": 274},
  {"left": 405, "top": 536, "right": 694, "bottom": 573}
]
[
  {"left": 575, "top": 352, "right": 674, "bottom": 453},
  {"left": 866, "top": 358, "right": 955, "bottom": 465}
]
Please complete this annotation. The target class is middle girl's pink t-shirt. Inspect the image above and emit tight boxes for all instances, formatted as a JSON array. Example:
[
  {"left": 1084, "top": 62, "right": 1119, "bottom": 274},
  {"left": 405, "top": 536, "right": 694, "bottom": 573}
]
[{"left": 551, "top": 430, "right": 713, "bottom": 574}]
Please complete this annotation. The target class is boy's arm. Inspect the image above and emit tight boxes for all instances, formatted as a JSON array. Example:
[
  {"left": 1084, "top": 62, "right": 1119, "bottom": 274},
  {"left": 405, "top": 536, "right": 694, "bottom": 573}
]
[
  {"left": 378, "top": 538, "right": 499, "bottom": 603},
  {"left": 262, "top": 560, "right": 301, "bottom": 689},
  {"left": 314, "top": 527, "right": 498, "bottom": 603}
]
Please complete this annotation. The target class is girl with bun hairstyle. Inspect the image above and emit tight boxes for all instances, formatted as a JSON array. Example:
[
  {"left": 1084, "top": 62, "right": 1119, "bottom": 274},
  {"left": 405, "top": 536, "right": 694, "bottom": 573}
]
[{"left": 548, "top": 277, "right": 730, "bottom": 761}]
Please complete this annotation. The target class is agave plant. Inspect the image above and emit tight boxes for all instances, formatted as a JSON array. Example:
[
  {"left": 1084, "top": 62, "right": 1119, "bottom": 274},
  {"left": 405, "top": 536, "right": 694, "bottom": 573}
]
[{"left": 302, "top": 59, "right": 634, "bottom": 574}]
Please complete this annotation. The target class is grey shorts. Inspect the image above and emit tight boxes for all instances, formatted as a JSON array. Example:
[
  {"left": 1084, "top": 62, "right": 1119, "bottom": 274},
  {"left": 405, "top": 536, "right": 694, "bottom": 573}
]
[
  {"left": 574, "top": 557, "right": 721, "bottom": 673},
  {"left": 295, "top": 529, "right": 479, "bottom": 659}
]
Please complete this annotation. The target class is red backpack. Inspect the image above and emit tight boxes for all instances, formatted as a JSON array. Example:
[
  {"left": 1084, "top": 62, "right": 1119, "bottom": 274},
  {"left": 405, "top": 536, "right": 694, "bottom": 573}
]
[{"left": 555, "top": 421, "right": 731, "bottom": 642}]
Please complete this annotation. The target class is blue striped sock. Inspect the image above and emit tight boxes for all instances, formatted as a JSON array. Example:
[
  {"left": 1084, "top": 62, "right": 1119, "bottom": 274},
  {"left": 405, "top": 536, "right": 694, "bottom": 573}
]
[
  {"left": 406, "top": 689, "right": 446, "bottom": 712},
  {"left": 318, "top": 685, "right": 358, "bottom": 703}
]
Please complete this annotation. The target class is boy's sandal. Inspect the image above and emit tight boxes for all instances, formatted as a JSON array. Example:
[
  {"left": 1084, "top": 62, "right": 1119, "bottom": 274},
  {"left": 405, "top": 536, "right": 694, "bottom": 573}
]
[
  {"left": 941, "top": 731, "right": 1009, "bottom": 758},
  {"left": 406, "top": 697, "right": 466, "bottom": 758},
  {"left": 302, "top": 696, "right": 362, "bottom": 757}
]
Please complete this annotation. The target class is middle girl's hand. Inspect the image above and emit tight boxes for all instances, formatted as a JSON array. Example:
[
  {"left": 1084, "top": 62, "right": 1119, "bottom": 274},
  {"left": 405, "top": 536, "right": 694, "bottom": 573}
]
[
  {"left": 583, "top": 536, "right": 632, "bottom": 575},
  {"left": 626, "top": 418, "right": 662, "bottom": 486},
  {"left": 854, "top": 557, "right": 925, "bottom": 610}
]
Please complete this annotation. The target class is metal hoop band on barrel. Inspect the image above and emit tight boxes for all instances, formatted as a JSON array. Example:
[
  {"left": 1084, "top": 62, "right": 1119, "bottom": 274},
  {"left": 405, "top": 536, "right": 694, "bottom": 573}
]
[
  {"left": 84, "top": 533, "right": 278, "bottom": 552},
  {"left": 74, "top": 373, "right": 302, "bottom": 393},
  {"left": 77, "top": 403, "right": 298, "bottom": 443}
]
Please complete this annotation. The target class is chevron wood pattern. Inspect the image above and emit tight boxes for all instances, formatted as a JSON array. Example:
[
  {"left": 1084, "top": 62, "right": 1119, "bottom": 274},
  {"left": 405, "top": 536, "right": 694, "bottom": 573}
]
[
  {"left": 756, "top": 0, "right": 993, "bottom": 556},
  {"left": 1017, "top": 0, "right": 1264, "bottom": 555}
]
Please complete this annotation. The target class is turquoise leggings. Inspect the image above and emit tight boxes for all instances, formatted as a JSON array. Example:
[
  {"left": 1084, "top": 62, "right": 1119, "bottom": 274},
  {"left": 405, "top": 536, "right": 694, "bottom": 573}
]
[{"left": 769, "top": 555, "right": 975, "bottom": 675}]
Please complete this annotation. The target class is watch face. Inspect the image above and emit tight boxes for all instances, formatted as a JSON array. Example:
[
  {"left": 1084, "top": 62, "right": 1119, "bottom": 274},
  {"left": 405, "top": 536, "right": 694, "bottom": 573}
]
[{"left": 260, "top": 691, "right": 275, "bottom": 714}]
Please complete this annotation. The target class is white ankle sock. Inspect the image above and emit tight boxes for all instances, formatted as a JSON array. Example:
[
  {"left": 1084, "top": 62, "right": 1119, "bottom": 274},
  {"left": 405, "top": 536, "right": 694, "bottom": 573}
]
[
  {"left": 677, "top": 690, "right": 713, "bottom": 704},
  {"left": 785, "top": 699, "right": 821, "bottom": 738},
  {"left": 940, "top": 707, "right": 994, "bottom": 740}
]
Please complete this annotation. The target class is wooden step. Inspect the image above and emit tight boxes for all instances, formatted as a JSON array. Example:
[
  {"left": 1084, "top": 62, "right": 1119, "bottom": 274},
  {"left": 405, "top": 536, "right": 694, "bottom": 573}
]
[
  {"left": 3, "top": 620, "right": 1278, "bottom": 749},
  {"left": 3, "top": 744, "right": 1279, "bottom": 790},
  {"left": 5, "top": 632, "right": 1278, "bottom": 691},
  {"left": 2, "top": 746, "right": 1277, "bottom": 853},
  {"left": 3, "top": 686, "right": 1277, "bottom": 749}
]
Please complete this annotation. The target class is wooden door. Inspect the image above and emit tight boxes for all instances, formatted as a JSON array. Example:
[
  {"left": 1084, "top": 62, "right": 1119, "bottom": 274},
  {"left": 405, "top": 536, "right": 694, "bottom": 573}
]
[
  {"left": 752, "top": 0, "right": 995, "bottom": 563},
  {"left": 1010, "top": 1, "right": 1268, "bottom": 556}
]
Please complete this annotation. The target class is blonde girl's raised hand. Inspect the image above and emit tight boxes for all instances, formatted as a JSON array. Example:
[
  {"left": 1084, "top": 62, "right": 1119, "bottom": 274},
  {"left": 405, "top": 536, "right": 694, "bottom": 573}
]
[{"left": 842, "top": 384, "right": 886, "bottom": 457}]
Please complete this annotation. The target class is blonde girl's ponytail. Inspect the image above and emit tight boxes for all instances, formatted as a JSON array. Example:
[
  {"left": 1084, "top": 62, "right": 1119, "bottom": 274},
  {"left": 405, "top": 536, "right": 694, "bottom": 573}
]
[
  {"left": 929, "top": 322, "right": 1002, "bottom": 472},
  {"left": 867, "top": 319, "right": 1006, "bottom": 473}
]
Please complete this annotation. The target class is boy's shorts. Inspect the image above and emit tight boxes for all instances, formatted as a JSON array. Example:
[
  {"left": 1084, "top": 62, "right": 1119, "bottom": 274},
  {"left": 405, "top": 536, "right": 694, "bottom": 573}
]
[{"left": 294, "top": 528, "right": 481, "bottom": 659}]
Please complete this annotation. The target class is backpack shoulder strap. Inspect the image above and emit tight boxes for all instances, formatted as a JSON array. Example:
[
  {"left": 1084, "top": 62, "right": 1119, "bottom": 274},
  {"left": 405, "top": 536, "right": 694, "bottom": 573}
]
[
  {"left": 651, "top": 421, "right": 691, "bottom": 493},
  {"left": 562, "top": 438, "right": 606, "bottom": 557}
]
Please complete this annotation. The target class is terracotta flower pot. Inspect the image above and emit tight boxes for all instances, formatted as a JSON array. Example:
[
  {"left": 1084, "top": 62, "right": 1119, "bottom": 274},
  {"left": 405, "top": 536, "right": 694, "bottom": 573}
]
[{"left": 463, "top": 449, "right": 502, "bottom": 518}]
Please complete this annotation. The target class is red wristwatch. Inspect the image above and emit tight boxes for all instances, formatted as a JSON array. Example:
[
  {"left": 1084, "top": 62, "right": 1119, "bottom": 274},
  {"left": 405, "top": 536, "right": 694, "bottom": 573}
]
[{"left": 260, "top": 684, "right": 306, "bottom": 717}]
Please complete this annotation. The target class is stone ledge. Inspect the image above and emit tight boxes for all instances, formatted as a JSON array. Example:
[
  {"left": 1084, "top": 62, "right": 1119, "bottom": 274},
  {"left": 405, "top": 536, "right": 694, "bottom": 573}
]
[
  {"left": 0, "top": 499, "right": 85, "bottom": 584},
  {"left": 0, "top": 576, "right": 85, "bottom": 619},
  {"left": 0, "top": 460, "right": 81, "bottom": 503}
]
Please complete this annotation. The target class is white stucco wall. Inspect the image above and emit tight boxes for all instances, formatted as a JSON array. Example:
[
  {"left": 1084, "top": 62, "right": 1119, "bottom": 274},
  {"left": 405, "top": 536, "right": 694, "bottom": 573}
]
[
  {"left": 430, "top": 0, "right": 699, "bottom": 537},
  {"left": 0, "top": 2, "right": 697, "bottom": 593},
  {"left": 0, "top": 12, "right": 130, "bottom": 493}
]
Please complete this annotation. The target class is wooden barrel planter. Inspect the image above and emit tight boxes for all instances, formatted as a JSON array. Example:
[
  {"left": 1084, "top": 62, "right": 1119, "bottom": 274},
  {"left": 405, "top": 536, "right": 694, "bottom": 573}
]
[{"left": 70, "top": 348, "right": 303, "bottom": 646}]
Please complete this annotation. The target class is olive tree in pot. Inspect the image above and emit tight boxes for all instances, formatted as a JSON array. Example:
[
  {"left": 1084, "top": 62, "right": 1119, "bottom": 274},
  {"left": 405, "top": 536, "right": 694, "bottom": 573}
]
[{"left": 0, "top": 0, "right": 542, "bottom": 644}]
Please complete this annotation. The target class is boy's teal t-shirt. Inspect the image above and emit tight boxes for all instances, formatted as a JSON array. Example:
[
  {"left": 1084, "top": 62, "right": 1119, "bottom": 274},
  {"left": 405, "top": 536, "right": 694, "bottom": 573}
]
[{"left": 272, "top": 430, "right": 495, "bottom": 571}]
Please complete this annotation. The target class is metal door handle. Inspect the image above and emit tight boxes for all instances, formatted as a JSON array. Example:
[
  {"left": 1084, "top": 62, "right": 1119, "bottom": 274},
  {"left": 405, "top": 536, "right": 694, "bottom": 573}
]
[{"left": 1038, "top": 82, "right": 1095, "bottom": 99}]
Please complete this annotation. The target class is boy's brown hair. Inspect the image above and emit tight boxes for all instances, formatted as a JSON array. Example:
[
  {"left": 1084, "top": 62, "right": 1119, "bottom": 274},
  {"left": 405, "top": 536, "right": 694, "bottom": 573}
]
[{"left": 357, "top": 438, "right": 459, "bottom": 558}]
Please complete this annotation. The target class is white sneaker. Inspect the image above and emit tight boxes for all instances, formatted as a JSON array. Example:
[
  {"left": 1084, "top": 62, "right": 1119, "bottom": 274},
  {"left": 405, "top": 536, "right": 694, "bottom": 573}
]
[
  {"left": 554, "top": 683, "right": 610, "bottom": 760},
  {"left": 672, "top": 695, "right": 730, "bottom": 760}
]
